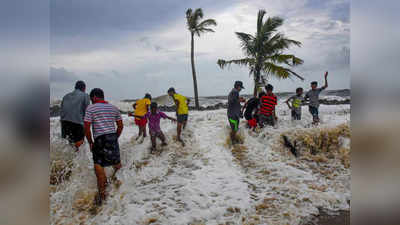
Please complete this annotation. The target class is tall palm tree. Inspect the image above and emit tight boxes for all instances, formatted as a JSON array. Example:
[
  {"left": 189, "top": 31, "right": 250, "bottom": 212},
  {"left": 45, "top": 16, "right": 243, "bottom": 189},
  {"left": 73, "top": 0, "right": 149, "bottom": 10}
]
[
  {"left": 217, "top": 10, "right": 304, "bottom": 96},
  {"left": 186, "top": 8, "right": 217, "bottom": 109}
]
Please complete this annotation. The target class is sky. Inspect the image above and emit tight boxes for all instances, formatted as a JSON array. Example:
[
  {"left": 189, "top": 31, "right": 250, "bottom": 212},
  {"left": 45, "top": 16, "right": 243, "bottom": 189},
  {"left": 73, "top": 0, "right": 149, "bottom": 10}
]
[{"left": 50, "top": 0, "right": 350, "bottom": 100}]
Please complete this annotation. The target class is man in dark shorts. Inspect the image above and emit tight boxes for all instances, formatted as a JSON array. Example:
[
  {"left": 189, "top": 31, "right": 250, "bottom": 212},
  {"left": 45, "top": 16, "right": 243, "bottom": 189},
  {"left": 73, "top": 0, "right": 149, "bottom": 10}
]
[
  {"left": 60, "top": 80, "right": 90, "bottom": 150},
  {"left": 167, "top": 87, "right": 190, "bottom": 145},
  {"left": 227, "top": 81, "right": 246, "bottom": 144},
  {"left": 259, "top": 84, "right": 277, "bottom": 128},
  {"left": 84, "top": 88, "right": 124, "bottom": 205},
  {"left": 305, "top": 71, "right": 328, "bottom": 125}
]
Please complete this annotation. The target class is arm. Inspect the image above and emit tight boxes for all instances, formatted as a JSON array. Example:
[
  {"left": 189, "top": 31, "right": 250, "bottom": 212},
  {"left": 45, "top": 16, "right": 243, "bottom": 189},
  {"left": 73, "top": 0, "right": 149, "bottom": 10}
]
[
  {"left": 116, "top": 120, "right": 123, "bottom": 138},
  {"left": 285, "top": 97, "right": 292, "bottom": 109},
  {"left": 132, "top": 103, "right": 137, "bottom": 109},
  {"left": 84, "top": 122, "right": 93, "bottom": 151},
  {"left": 186, "top": 98, "right": 190, "bottom": 105},
  {"left": 175, "top": 99, "right": 180, "bottom": 113},
  {"left": 241, "top": 101, "right": 248, "bottom": 113},
  {"left": 322, "top": 71, "right": 328, "bottom": 89},
  {"left": 127, "top": 112, "right": 143, "bottom": 118},
  {"left": 166, "top": 116, "right": 177, "bottom": 122}
]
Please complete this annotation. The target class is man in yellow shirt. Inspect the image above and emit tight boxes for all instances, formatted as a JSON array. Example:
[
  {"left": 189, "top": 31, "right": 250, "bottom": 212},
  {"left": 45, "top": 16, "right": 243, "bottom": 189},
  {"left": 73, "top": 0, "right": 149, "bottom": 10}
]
[
  {"left": 132, "top": 93, "right": 151, "bottom": 141},
  {"left": 168, "top": 87, "right": 190, "bottom": 145}
]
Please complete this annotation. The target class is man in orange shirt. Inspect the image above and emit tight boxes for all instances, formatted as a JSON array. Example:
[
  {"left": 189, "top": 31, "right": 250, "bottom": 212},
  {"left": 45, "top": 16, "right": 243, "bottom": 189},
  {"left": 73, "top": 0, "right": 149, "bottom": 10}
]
[{"left": 131, "top": 93, "right": 151, "bottom": 142}]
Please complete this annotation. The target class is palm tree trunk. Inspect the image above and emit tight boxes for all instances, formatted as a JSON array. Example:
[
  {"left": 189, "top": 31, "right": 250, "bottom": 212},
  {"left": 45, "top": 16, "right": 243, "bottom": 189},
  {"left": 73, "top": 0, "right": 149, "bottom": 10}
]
[
  {"left": 190, "top": 32, "right": 200, "bottom": 109},
  {"left": 253, "top": 67, "right": 261, "bottom": 97}
]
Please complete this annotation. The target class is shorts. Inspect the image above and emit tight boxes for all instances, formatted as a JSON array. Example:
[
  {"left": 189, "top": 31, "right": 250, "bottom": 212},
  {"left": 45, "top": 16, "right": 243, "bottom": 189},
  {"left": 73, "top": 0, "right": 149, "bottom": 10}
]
[
  {"left": 259, "top": 114, "right": 275, "bottom": 127},
  {"left": 92, "top": 133, "right": 121, "bottom": 167},
  {"left": 61, "top": 120, "right": 84, "bottom": 143},
  {"left": 177, "top": 114, "right": 188, "bottom": 123},
  {"left": 228, "top": 117, "right": 240, "bottom": 132},
  {"left": 244, "top": 112, "right": 253, "bottom": 121},
  {"left": 308, "top": 106, "right": 319, "bottom": 120},
  {"left": 135, "top": 117, "right": 147, "bottom": 127},
  {"left": 291, "top": 109, "right": 302, "bottom": 120},
  {"left": 248, "top": 118, "right": 257, "bottom": 128}
]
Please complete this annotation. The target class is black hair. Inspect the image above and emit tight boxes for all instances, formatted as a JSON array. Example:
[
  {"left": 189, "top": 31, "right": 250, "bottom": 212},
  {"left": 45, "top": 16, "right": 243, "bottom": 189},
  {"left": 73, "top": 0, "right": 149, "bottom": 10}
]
[
  {"left": 296, "top": 87, "right": 303, "bottom": 93},
  {"left": 168, "top": 87, "right": 175, "bottom": 93},
  {"left": 145, "top": 93, "right": 152, "bottom": 100},
  {"left": 150, "top": 102, "right": 158, "bottom": 109},
  {"left": 311, "top": 81, "right": 318, "bottom": 85},
  {"left": 258, "top": 91, "right": 266, "bottom": 98},
  {"left": 89, "top": 88, "right": 104, "bottom": 99},
  {"left": 265, "top": 84, "right": 274, "bottom": 91},
  {"left": 75, "top": 80, "right": 86, "bottom": 91}
]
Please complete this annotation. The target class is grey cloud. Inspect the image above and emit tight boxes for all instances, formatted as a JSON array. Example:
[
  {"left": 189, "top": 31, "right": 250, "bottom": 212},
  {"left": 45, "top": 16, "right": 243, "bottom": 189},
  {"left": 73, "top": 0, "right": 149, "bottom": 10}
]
[{"left": 50, "top": 67, "right": 79, "bottom": 83}]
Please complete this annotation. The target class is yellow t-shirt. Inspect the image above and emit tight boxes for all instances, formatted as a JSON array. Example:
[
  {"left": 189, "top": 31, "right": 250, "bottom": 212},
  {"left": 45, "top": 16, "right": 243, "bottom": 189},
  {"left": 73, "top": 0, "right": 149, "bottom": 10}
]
[
  {"left": 134, "top": 98, "right": 151, "bottom": 116},
  {"left": 173, "top": 93, "right": 189, "bottom": 115}
]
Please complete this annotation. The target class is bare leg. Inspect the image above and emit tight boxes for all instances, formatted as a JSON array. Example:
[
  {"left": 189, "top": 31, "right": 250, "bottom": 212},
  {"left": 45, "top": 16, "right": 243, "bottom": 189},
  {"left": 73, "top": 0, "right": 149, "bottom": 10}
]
[
  {"left": 143, "top": 125, "right": 147, "bottom": 138},
  {"left": 182, "top": 120, "right": 187, "bottom": 130},
  {"left": 230, "top": 130, "right": 237, "bottom": 144},
  {"left": 151, "top": 135, "right": 157, "bottom": 153},
  {"left": 94, "top": 164, "right": 107, "bottom": 203},
  {"left": 177, "top": 123, "right": 183, "bottom": 142},
  {"left": 111, "top": 163, "right": 121, "bottom": 180},
  {"left": 159, "top": 132, "right": 167, "bottom": 146}
]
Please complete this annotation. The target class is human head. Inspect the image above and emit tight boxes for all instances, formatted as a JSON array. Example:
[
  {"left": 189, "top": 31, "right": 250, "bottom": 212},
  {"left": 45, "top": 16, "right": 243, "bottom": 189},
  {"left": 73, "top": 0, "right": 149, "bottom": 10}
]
[
  {"left": 234, "top": 81, "right": 245, "bottom": 91},
  {"left": 144, "top": 93, "right": 152, "bottom": 100},
  {"left": 150, "top": 102, "right": 158, "bottom": 113},
  {"left": 296, "top": 87, "right": 303, "bottom": 95},
  {"left": 265, "top": 84, "right": 273, "bottom": 94},
  {"left": 167, "top": 87, "right": 175, "bottom": 96},
  {"left": 89, "top": 88, "right": 104, "bottom": 103},
  {"left": 75, "top": 80, "right": 86, "bottom": 92},
  {"left": 311, "top": 81, "right": 318, "bottom": 90},
  {"left": 258, "top": 91, "right": 266, "bottom": 98}
]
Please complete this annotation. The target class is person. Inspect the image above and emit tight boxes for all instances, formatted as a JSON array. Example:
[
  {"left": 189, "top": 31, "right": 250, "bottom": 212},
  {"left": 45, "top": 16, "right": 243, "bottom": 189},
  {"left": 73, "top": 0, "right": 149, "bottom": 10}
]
[
  {"left": 60, "top": 80, "right": 90, "bottom": 150},
  {"left": 285, "top": 87, "right": 304, "bottom": 120},
  {"left": 130, "top": 93, "right": 151, "bottom": 142},
  {"left": 167, "top": 87, "right": 190, "bottom": 145},
  {"left": 84, "top": 88, "right": 123, "bottom": 205},
  {"left": 305, "top": 71, "right": 328, "bottom": 125},
  {"left": 136, "top": 102, "right": 176, "bottom": 153},
  {"left": 227, "top": 81, "right": 246, "bottom": 144},
  {"left": 241, "top": 92, "right": 264, "bottom": 130},
  {"left": 259, "top": 84, "right": 278, "bottom": 128}
]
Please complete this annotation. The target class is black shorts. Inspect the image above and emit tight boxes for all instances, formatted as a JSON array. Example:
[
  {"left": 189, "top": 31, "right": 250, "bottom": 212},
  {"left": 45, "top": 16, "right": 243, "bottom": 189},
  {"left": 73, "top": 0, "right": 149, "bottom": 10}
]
[
  {"left": 308, "top": 106, "right": 319, "bottom": 120},
  {"left": 61, "top": 120, "right": 84, "bottom": 143},
  {"left": 259, "top": 114, "right": 275, "bottom": 126},
  {"left": 244, "top": 112, "right": 253, "bottom": 121},
  {"left": 291, "top": 110, "right": 302, "bottom": 120},
  {"left": 92, "top": 133, "right": 121, "bottom": 167},
  {"left": 177, "top": 114, "right": 188, "bottom": 123}
]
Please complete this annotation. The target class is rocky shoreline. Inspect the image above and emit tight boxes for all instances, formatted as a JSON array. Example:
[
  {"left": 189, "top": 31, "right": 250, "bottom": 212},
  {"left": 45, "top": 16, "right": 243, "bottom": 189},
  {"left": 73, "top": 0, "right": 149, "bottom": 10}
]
[{"left": 50, "top": 98, "right": 350, "bottom": 117}]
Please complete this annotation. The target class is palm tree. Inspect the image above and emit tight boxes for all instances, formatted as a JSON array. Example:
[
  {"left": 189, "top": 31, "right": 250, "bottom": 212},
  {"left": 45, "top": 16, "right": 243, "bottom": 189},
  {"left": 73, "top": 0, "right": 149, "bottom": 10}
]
[
  {"left": 186, "top": 8, "right": 217, "bottom": 109},
  {"left": 217, "top": 10, "right": 304, "bottom": 96}
]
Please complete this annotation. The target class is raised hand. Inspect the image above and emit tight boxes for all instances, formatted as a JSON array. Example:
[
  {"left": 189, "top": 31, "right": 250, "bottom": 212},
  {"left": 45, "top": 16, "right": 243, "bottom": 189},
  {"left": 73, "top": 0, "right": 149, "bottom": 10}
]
[{"left": 324, "top": 71, "right": 328, "bottom": 78}]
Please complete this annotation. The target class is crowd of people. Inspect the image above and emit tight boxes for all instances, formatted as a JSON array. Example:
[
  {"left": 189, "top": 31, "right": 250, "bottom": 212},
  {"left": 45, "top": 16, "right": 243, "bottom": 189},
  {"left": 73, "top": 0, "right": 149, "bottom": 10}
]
[
  {"left": 228, "top": 71, "right": 329, "bottom": 144},
  {"left": 59, "top": 71, "right": 328, "bottom": 204}
]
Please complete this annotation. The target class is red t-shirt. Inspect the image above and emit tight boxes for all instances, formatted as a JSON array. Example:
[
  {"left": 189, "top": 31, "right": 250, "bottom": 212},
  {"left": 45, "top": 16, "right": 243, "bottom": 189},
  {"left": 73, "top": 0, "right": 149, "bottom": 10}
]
[{"left": 259, "top": 94, "right": 277, "bottom": 116}]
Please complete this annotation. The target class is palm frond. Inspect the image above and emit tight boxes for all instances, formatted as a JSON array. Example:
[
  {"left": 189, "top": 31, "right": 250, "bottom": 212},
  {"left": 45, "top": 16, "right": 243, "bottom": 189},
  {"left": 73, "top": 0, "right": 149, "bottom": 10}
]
[
  {"left": 197, "top": 19, "right": 217, "bottom": 29},
  {"left": 261, "top": 16, "right": 283, "bottom": 37},
  {"left": 267, "top": 54, "right": 304, "bottom": 66},
  {"left": 235, "top": 32, "right": 256, "bottom": 56},
  {"left": 194, "top": 8, "right": 203, "bottom": 20},
  {"left": 217, "top": 58, "right": 255, "bottom": 69},
  {"left": 262, "top": 62, "right": 304, "bottom": 80},
  {"left": 257, "top": 10, "right": 267, "bottom": 34}
]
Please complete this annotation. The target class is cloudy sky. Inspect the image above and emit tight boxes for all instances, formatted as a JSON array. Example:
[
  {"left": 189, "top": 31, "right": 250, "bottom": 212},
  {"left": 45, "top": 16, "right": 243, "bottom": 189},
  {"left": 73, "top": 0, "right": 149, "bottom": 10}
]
[{"left": 50, "top": 0, "right": 350, "bottom": 100}]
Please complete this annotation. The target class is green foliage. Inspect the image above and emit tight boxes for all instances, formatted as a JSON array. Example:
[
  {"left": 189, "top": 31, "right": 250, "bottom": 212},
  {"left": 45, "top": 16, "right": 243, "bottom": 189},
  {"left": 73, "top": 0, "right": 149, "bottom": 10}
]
[
  {"left": 186, "top": 8, "right": 217, "bottom": 36},
  {"left": 217, "top": 9, "right": 304, "bottom": 94}
]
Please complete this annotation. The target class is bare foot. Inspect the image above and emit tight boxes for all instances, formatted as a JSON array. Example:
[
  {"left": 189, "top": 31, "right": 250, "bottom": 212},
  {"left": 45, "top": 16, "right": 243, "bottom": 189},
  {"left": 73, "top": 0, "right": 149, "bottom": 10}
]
[{"left": 161, "top": 142, "right": 167, "bottom": 146}]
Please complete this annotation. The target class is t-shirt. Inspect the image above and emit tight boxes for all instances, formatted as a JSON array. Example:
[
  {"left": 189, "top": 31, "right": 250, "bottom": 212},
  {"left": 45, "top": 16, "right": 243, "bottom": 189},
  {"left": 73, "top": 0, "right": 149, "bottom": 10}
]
[
  {"left": 173, "top": 93, "right": 189, "bottom": 115},
  {"left": 305, "top": 87, "right": 325, "bottom": 107},
  {"left": 227, "top": 88, "right": 241, "bottom": 119},
  {"left": 244, "top": 97, "right": 259, "bottom": 117},
  {"left": 134, "top": 98, "right": 151, "bottom": 116},
  {"left": 84, "top": 102, "right": 122, "bottom": 138},
  {"left": 60, "top": 89, "right": 90, "bottom": 125},
  {"left": 260, "top": 94, "right": 277, "bottom": 116},
  {"left": 145, "top": 111, "right": 167, "bottom": 133},
  {"left": 287, "top": 95, "right": 304, "bottom": 113}
]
